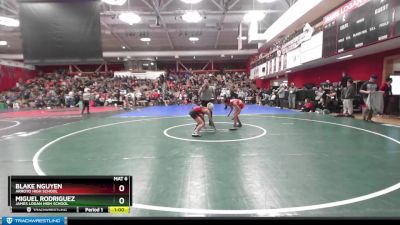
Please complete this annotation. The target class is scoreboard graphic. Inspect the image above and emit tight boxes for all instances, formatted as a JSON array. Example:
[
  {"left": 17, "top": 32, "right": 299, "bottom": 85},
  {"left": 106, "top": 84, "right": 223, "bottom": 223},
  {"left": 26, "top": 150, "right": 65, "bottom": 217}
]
[{"left": 8, "top": 176, "right": 132, "bottom": 214}]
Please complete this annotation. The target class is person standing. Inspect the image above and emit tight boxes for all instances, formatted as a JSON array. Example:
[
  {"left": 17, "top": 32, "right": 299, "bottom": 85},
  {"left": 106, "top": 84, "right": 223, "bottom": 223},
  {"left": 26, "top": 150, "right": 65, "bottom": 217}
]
[
  {"left": 360, "top": 75, "right": 379, "bottom": 121},
  {"left": 341, "top": 79, "right": 356, "bottom": 117},
  {"left": 81, "top": 88, "right": 91, "bottom": 115},
  {"left": 225, "top": 98, "right": 245, "bottom": 128},
  {"left": 198, "top": 79, "right": 216, "bottom": 123},
  {"left": 277, "top": 84, "right": 286, "bottom": 109},
  {"left": 256, "top": 89, "right": 263, "bottom": 106},
  {"left": 340, "top": 72, "right": 352, "bottom": 88},
  {"left": 288, "top": 83, "right": 297, "bottom": 109},
  {"left": 199, "top": 79, "right": 216, "bottom": 107},
  {"left": 380, "top": 77, "right": 392, "bottom": 114}
]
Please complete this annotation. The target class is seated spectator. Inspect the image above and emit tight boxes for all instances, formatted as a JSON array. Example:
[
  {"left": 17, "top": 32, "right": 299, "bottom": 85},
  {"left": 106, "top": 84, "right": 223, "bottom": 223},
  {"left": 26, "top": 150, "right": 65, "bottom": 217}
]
[
  {"left": 301, "top": 98, "right": 315, "bottom": 112},
  {"left": 326, "top": 85, "right": 339, "bottom": 113},
  {"left": 0, "top": 71, "right": 259, "bottom": 110}
]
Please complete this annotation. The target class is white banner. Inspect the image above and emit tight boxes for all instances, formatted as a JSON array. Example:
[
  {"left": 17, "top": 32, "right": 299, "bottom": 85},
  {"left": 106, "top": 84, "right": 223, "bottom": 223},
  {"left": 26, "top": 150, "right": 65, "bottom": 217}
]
[
  {"left": 259, "top": 63, "right": 267, "bottom": 78},
  {"left": 286, "top": 48, "right": 302, "bottom": 69},
  {"left": 114, "top": 71, "right": 164, "bottom": 80},
  {"left": 250, "top": 67, "right": 256, "bottom": 80},
  {"left": 280, "top": 55, "right": 285, "bottom": 71},
  {"left": 271, "top": 59, "right": 275, "bottom": 73},
  {"left": 275, "top": 57, "right": 280, "bottom": 73},
  {"left": 281, "top": 23, "right": 314, "bottom": 54},
  {"left": 254, "top": 66, "right": 260, "bottom": 79},
  {"left": 238, "top": 23, "right": 243, "bottom": 50},
  {"left": 301, "top": 32, "right": 323, "bottom": 64}
]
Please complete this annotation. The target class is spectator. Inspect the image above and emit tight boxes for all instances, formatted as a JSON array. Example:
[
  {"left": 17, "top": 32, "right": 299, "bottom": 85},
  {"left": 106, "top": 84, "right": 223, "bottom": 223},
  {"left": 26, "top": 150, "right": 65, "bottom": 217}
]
[
  {"left": 0, "top": 71, "right": 259, "bottom": 111},
  {"left": 340, "top": 72, "right": 352, "bottom": 88},
  {"left": 288, "top": 82, "right": 297, "bottom": 109},
  {"left": 65, "top": 91, "right": 74, "bottom": 108},
  {"left": 123, "top": 91, "right": 135, "bottom": 109},
  {"left": 321, "top": 80, "right": 331, "bottom": 89},
  {"left": 238, "top": 88, "right": 245, "bottom": 101},
  {"left": 341, "top": 79, "right": 356, "bottom": 117},
  {"left": 301, "top": 98, "right": 315, "bottom": 112},
  {"left": 380, "top": 77, "right": 392, "bottom": 114},
  {"left": 360, "top": 74, "right": 379, "bottom": 122},
  {"left": 277, "top": 84, "right": 286, "bottom": 109},
  {"left": 326, "top": 85, "right": 339, "bottom": 113},
  {"left": 315, "top": 86, "right": 326, "bottom": 109}
]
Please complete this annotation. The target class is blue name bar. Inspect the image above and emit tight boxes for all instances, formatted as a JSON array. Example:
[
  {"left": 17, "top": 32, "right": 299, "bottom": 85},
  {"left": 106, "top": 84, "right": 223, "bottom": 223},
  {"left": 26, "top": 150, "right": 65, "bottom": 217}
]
[{"left": 2, "top": 217, "right": 64, "bottom": 225}]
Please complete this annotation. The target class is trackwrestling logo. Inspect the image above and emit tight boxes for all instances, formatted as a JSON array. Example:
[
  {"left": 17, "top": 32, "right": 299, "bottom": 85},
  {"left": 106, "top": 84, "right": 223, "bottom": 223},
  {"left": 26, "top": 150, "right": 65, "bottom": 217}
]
[{"left": 2, "top": 217, "right": 64, "bottom": 225}]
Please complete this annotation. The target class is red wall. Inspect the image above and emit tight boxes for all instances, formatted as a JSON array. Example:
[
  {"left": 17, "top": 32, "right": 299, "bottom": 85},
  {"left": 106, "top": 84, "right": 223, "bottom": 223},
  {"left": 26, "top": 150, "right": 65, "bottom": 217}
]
[
  {"left": 0, "top": 65, "right": 37, "bottom": 92},
  {"left": 288, "top": 48, "right": 400, "bottom": 87},
  {"left": 256, "top": 79, "right": 271, "bottom": 89},
  {"left": 255, "top": 48, "right": 400, "bottom": 89}
]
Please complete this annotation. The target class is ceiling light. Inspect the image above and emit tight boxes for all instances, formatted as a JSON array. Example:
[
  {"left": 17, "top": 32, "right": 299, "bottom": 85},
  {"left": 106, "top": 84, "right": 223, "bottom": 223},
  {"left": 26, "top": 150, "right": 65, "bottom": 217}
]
[
  {"left": 231, "top": 55, "right": 234, "bottom": 59},
  {"left": 257, "top": 0, "right": 277, "bottom": 3},
  {"left": 140, "top": 37, "right": 151, "bottom": 42},
  {"left": 119, "top": 12, "right": 141, "bottom": 25},
  {"left": 189, "top": 37, "right": 199, "bottom": 42},
  {"left": 181, "top": 0, "right": 202, "bottom": 4},
  {"left": 150, "top": 62, "right": 154, "bottom": 66},
  {"left": 237, "top": 36, "right": 247, "bottom": 40},
  {"left": 175, "top": 55, "right": 179, "bottom": 59},
  {"left": 122, "top": 46, "right": 126, "bottom": 49},
  {"left": 182, "top": 11, "right": 202, "bottom": 23},
  {"left": 101, "top": 0, "right": 127, "bottom": 5},
  {"left": 243, "top": 11, "right": 265, "bottom": 23},
  {"left": 337, "top": 55, "right": 353, "bottom": 60},
  {"left": 0, "top": 41, "right": 7, "bottom": 46},
  {"left": 0, "top": 16, "right": 19, "bottom": 27},
  {"left": 143, "top": 63, "right": 149, "bottom": 66}
]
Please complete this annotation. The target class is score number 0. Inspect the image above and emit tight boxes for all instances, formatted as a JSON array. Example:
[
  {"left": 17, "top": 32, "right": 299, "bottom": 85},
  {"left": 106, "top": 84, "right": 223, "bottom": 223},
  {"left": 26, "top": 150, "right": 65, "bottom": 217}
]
[
  {"left": 118, "top": 184, "right": 125, "bottom": 205},
  {"left": 109, "top": 182, "right": 130, "bottom": 214}
]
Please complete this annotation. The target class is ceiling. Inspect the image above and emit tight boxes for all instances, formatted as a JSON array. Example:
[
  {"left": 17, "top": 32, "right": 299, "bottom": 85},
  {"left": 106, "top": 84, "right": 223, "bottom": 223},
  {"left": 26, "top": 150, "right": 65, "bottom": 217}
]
[{"left": 0, "top": 0, "right": 296, "bottom": 60}]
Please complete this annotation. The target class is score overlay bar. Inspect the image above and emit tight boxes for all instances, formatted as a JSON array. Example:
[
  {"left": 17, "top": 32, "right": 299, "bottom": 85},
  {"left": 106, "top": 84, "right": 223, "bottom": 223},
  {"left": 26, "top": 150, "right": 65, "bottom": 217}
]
[{"left": 8, "top": 176, "right": 132, "bottom": 213}]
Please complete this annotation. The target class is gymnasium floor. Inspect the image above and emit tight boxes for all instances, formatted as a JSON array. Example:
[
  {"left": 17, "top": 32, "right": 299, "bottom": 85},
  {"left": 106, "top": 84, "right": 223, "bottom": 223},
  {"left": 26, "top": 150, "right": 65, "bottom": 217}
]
[{"left": 1, "top": 105, "right": 400, "bottom": 217}]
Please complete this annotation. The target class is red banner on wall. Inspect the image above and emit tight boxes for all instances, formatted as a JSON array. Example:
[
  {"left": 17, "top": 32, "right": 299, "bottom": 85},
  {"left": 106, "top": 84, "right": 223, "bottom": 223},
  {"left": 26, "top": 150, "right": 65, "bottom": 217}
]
[{"left": 323, "top": 0, "right": 371, "bottom": 25}]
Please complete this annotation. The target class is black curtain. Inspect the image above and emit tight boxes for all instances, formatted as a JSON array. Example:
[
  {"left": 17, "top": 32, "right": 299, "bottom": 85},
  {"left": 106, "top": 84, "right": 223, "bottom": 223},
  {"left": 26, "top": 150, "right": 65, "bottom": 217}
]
[{"left": 18, "top": 0, "right": 103, "bottom": 65}]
